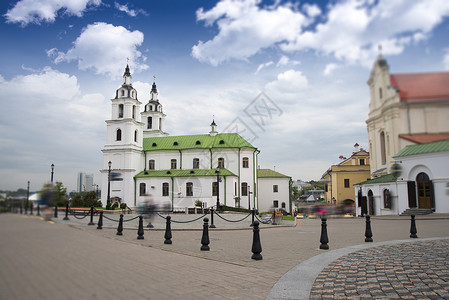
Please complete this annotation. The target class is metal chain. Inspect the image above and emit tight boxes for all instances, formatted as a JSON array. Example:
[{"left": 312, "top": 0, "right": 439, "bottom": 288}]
[
  {"left": 254, "top": 214, "right": 273, "bottom": 224},
  {"left": 214, "top": 212, "right": 251, "bottom": 223}
]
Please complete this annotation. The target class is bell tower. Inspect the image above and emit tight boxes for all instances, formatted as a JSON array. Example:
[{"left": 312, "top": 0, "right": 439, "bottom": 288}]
[{"left": 141, "top": 76, "right": 168, "bottom": 138}]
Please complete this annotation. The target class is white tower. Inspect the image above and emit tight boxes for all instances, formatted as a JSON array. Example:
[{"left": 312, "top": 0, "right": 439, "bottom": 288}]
[
  {"left": 141, "top": 77, "right": 168, "bottom": 138},
  {"left": 101, "top": 64, "right": 144, "bottom": 207}
]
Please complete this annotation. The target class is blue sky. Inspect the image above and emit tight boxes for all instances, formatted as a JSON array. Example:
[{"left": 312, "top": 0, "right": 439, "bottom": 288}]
[{"left": 1, "top": 0, "right": 449, "bottom": 192}]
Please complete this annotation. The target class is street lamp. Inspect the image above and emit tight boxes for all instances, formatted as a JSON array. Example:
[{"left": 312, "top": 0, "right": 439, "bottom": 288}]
[
  {"left": 51, "top": 163, "right": 54, "bottom": 184},
  {"left": 216, "top": 167, "right": 220, "bottom": 211},
  {"left": 107, "top": 161, "right": 112, "bottom": 205},
  {"left": 248, "top": 185, "right": 251, "bottom": 211},
  {"left": 26, "top": 181, "right": 30, "bottom": 213}
]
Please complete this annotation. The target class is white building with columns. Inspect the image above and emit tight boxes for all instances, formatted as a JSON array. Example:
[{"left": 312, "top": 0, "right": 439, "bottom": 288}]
[{"left": 101, "top": 65, "right": 291, "bottom": 212}]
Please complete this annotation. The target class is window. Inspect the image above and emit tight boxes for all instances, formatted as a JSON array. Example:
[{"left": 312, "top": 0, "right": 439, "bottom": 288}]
[
  {"left": 235, "top": 182, "right": 237, "bottom": 195},
  {"left": 148, "top": 117, "right": 152, "bottom": 129},
  {"left": 134, "top": 130, "right": 138, "bottom": 142},
  {"left": 281, "top": 202, "right": 286, "bottom": 209},
  {"left": 212, "top": 182, "right": 218, "bottom": 196},
  {"left": 379, "top": 87, "right": 383, "bottom": 99},
  {"left": 241, "top": 182, "right": 248, "bottom": 196},
  {"left": 149, "top": 105, "right": 153, "bottom": 111},
  {"left": 139, "top": 183, "right": 146, "bottom": 196},
  {"left": 193, "top": 158, "right": 199, "bottom": 169},
  {"left": 344, "top": 179, "right": 350, "bottom": 188},
  {"left": 325, "top": 184, "right": 328, "bottom": 192},
  {"left": 162, "top": 183, "right": 169, "bottom": 196},
  {"left": 273, "top": 200, "right": 279, "bottom": 208},
  {"left": 242, "top": 157, "right": 249, "bottom": 168},
  {"left": 118, "top": 104, "right": 124, "bottom": 118},
  {"left": 171, "top": 159, "right": 177, "bottom": 169},
  {"left": 383, "top": 189, "right": 391, "bottom": 209},
  {"left": 159, "top": 118, "right": 162, "bottom": 130},
  {"left": 360, "top": 159, "right": 365, "bottom": 165},
  {"left": 116, "top": 129, "right": 122, "bottom": 141},
  {"left": 148, "top": 160, "right": 155, "bottom": 170},
  {"left": 273, "top": 185, "right": 278, "bottom": 193},
  {"left": 380, "top": 131, "right": 386, "bottom": 165},
  {"left": 132, "top": 105, "right": 136, "bottom": 119},
  {"left": 186, "top": 182, "right": 193, "bottom": 196},
  {"left": 121, "top": 90, "right": 125, "bottom": 97},
  {"left": 218, "top": 157, "right": 224, "bottom": 168}
]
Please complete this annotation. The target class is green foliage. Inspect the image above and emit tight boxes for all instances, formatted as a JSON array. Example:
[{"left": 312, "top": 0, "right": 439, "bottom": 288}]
[
  {"left": 70, "top": 191, "right": 102, "bottom": 208},
  {"left": 194, "top": 200, "right": 202, "bottom": 207},
  {"left": 120, "top": 203, "right": 127, "bottom": 209},
  {"left": 53, "top": 181, "right": 68, "bottom": 206},
  {"left": 221, "top": 205, "right": 251, "bottom": 213},
  {"left": 282, "top": 215, "right": 295, "bottom": 221},
  {"left": 106, "top": 202, "right": 112, "bottom": 210},
  {"left": 111, "top": 202, "right": 119, "bottom": 209}
]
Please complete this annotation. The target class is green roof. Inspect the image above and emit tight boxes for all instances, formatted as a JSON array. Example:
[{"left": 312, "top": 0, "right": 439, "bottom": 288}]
[
  {"left": 355, "top": 173, "right": 397, "bottom": 185},
  {"left": 135, "top": 168, "right": 237, "bottom": 178},
  {"left": 143, "top": 133, "right": 256, "bottom": 151},
  {"left": 394, "top": 140, "right": 449, "bottom": 157},
  {"left": 257, "top": 169, "right": 290, "bottom": 178}
]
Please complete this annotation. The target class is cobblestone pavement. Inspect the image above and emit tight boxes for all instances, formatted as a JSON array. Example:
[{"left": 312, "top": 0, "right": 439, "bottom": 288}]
[{"left": 309, "top": 239, "right": 449, "bottom": 299}]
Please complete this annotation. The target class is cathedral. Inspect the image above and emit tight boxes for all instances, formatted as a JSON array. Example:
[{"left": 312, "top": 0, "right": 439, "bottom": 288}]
[{"left": 100, "top": 65, "right": 291, "bottom": 213}]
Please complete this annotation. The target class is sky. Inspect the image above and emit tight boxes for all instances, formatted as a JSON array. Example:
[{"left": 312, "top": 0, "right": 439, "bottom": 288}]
[{"left": 1, "top": 0, "right": 449, "bottom": 193}]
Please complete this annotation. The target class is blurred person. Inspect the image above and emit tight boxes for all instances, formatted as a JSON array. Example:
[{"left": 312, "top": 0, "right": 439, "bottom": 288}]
[{"left": 39, "top": 184, "right": 55, "bottom": 221}]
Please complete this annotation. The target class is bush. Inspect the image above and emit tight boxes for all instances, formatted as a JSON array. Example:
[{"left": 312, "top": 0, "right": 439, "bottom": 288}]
[
  {"left": 111, "top": 202, "right": 119, "bottom": 209},
  {"left": 120, "top": 203, "right": 127, "bottom": 209},
  {"left": 106, "top": 202, "right": 112, "bottom": 210},
  {"left": 194, "top": 200, "right": 202, "bottom": 207},
  {"left": 220, "top": 205, "right": 252, "bottom": 213}
]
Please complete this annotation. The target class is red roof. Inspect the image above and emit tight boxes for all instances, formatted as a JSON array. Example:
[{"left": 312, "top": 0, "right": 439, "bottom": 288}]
[
  {"left": 390, "top": 72, "right": 449, "bottom": 103},
  {"left": 399, "top": 133, "right": 449, "bottom": 144}
]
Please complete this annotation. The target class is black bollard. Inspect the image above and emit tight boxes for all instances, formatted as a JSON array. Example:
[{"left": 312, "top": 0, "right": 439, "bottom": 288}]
[
  {"left": 20, "top": 204, "right": 23, "bottom": 214},
  {"left": 164, "top": 216, "right": 172, "bottom": 244},
  {"left": 251, "top": 221, "right": 263, "bottom": 260},
  {"left": 54, "top": 205, "right": 58, "bottom": 218},
  {"left": 88, "top": 206, "right": 95, "bottom": 225},
  {"left": 97, "top": 211, "right": 103, "bottom": 230},
  {"left": 250, "top": 209, "right": 255, "bottom": 227},
  {"left": 209, "top": 208, "right": 216, "bottom": 228},
  {"left": 410, "top": 215, "right": 418, "bottom": 238},
  {"left": 63, "top": 202, "right": 70, "bottom": 220},
  {"left": 37, "top": 204, "right": 40, "bottom": 216},
  {"left": 319, "top": 217, "right": 329, "bottom": 250},
  {"left": 25, "top": 203, "right": 28, "bottom": 214},
  {"left": 30, "top": 202, "right": 33, "bottom": 215},
  {"left": 116, "top": 214, "right": 124, "bottom": 235},
  {"left": 137, "top": 215, "right": 144, "bottom": 239},
  {"left": 365, "top": 215, "right": 373, "bottom": 242},
  {"left": 201, "top": 218, "right": 210, "bottom": 251}
]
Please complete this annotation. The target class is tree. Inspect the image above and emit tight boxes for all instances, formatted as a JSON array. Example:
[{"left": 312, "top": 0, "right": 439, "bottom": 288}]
[{"left": 54, "top": 181, "right": 68, "bottom": 206}]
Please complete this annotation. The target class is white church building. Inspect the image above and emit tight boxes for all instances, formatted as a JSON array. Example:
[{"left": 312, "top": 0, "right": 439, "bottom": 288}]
[{"left": 100, "top": 65, "right": 291, "bottom": 213}]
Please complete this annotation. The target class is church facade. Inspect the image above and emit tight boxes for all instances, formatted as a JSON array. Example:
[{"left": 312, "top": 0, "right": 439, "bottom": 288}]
[{"left": 100, "top": 65, "right": 291, "bottom": 213}]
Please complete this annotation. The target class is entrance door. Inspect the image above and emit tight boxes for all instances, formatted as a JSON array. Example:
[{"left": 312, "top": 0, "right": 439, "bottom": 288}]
[
  {"left": 367, "top": 190, "right": 374, "bottom": 215},
  {"left": 416, "top": 172, "right": 432, "bottom": 209}
]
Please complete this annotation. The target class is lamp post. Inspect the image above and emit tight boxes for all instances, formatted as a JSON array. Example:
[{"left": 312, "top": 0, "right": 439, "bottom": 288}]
[
  {"left": 50, "top": 163, "right": 54, "bottom": 184},
  {"left": 216, "top": 167, "right": 220, "bottom": 211},
  {"left": 107, "top": 161, "right": 112, "bottom": 205},
  {"left": 248, "top": 185, "right": 252, "bottom": 211},
  {"left": 26, "top": 181, "right": 30, "bottom": 214}
]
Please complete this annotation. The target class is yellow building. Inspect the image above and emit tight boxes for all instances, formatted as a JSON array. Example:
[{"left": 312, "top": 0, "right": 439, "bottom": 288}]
[{"left": 321, "top": 145, "right": 371, "bottom": 205}]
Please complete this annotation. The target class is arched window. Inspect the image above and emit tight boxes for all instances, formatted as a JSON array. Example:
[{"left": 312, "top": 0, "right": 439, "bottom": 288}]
[
  {"left": 171, "top": 159, "right": 177, "bottom": 169},
  {"left": 121, "top": 90, "right": 125, "bottom": 97},
  {"left": 186, "top": 182, "right": 193, "bottom": 196},
  {"left": 242, "top": 157, "right": 249, "bottom": 168},
  {"left": 148, "top": 160, "right": 155, "bottom": 170},
  {"left": 193, "top": 158, "right": 199, "bottom": 169},
  {"left": 281, "top": 202, "right": 286, "bottom": 209},
  {"left": 139, "top": 183, "right": 146, "bottom": 196},
  {"left": 218, "top": 157, "right": 224, "bottom": 168},
  {"left": 149, "top": 105, "right": 153, "bottom": 111},
  {"left": 134, "top": 130, "right": 138, "bottom": 142},
  {"left": 241, "top": 182, "right": 248, "bottom": 196},
  {"left": 383, "top": 189, "right": 391, "bottom": 209},
  {"left": 148, "top": 117, "right": 152, "bottom": 129},
  {"left": 159, "top": 118, "right": 162, "bottom": 130},
  {"left": 380, "top": 132, "right": 386, "bottom": 165},
  {"left": 116, "top": 129, "right": 122, "bottom": 141},
  {"left": 118, "top": 104, "right": 124, "bottom": 118},
  {"left": 162, "top": 182, "right": 169, "bottom": 196},
  {"left": 132, "top": 105, "right": 136, "bottom": 119},
  {"left": 212, "top": 182, "right": 218, "bottom": 196},
  {"left": 132, "top": 91, "right": 135, "bottom": 98}
]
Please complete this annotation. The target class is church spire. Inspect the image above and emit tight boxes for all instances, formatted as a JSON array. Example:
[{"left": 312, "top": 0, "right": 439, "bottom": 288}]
[
  {"left": 209, "top": 116, "right": 218, "bottom": 136},
  {"left": 123, "top": 62, "right": 132, "bottom": 85},
  {"left": 151, "top": 75, "right": 158, "bottom": 101}
]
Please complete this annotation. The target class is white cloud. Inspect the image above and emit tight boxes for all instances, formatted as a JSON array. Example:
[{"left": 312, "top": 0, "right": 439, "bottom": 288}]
[
  {"left": 114, "top": 2, "right": 148, "bottom": 17},
  {"left": 192, "top": 0, "right": 449, "bottom": 67},
  {"left": 4, "top": 0, "right": 101, "bottom": 26},
  {"left": 265, "top": 69, "right": 308, "bottom": 95},
  {"left": 255, "top": 61, "right": 273, "bottom": 74},
  {"left": 276, "top": 55, "right": 300, "bottom": 67},
  {"left": 47, "top": 22, "right": 148, "bottom": 79},
  {"left": 192, "top": 0, "right": 309, "bottom": 66},
  {"left": 444, "top": 49, "right": 449, "bottom": 70},
  {"left": 323, "top": 63, "right": 339, "bottom": 76}
]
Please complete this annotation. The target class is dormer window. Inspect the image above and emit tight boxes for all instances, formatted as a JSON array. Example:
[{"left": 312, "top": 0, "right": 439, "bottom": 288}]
[
  {"left": 195, "top": 141, "right": 201, "bottom": 145},
  {"left": 173, "top": 142, "right": 178, "bottom": 146},
  {"left": 219, "top": 140, "right": 225, "bottom": 144},
  {"left": 152, "top": 143, "right": 157, "bottom": 147}
]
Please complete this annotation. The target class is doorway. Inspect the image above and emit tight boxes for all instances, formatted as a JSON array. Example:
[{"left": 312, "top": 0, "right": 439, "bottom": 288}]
[
  {"left": 367, "top": 190, "right": 374, "bottom": 215},
  {"left": 416, "top": 172, "right": 432, "bottom": 209}
]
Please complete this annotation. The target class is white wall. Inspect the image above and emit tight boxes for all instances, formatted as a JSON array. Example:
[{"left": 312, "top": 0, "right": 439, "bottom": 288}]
[{"left": 257, "top": 177, "right": 290, "bottom": 213}]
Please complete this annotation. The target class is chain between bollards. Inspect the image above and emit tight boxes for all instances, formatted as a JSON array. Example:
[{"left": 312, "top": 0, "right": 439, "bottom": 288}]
[
  {"left": 137, "top": 215, "right": 144, "bottom": 240},
  {"left": 116, "top": 214, "right": 124, "bottom": 235},
  {"left": 97, "top": 211, "right": 103, "bottom": 230},
  {"left": 251, "top": 221, "right": 263, "bottom": 260},
  {"left": 164, "top": 216, "right": 172, "bottom": 244},
  {"left": 54, "top": 205, "right": 58, "bottom": 218},
  {"left": 319, "top": 217, "right": 329, "bottom": 250},
  {"left": 88, "top": 206, "right": 95, "bottom": 225},
  {"left": 410, "top": 214, "right": 418, "bottom": 238},
  {"left": 201, "top": 218, "right": 210, "bottom": 251},
  {"left": 63, "top": 202, "right": 70, "bottom": 221},
  {"left": 209, "top": 208, "right": 216, "bottom": 228},
  {"left": 365, "top": 215, "right": 373, "bottom": 242}
]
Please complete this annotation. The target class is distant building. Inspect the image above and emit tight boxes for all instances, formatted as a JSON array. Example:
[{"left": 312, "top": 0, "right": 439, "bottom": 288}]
[
  {"left": 77, "top": 172, "right": 94, "bottom": 193},
  {"left": 321, "top": 144, "right": 370, "bottom": 205},
  {"left": 298, "top": 190, "right": 325, "bottom": 203},
  {"left": 291, "top": 180, "right": 311, "bottom": 191}
]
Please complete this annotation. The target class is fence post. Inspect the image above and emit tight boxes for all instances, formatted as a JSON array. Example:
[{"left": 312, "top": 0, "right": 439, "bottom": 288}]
[
  {"left": 209, "top": 208, "right": 216, "bottom": 228},
  {"left": 410, "top": 215, "right": 418, "bottom": 238},
  {"left": 88, "top": 206, "right": 95, "bottom": 225},
  {"left": 319, "top": 217, "right": 329, "bottom": 250},
  {"left": 201, "top": 218, "right": 210, "bottom": 251},
  {"left": 63, "top": 202, "right": 70, "bottom": 221},
  {"left": 164, "top": 216, "right": 172, "bottom": 244},
  {"left": 251, "top": 221, "right": 263, "bottom": 260},
  {"left": 116, "top": 214, "right": 123, "bottom": 235},
  {"left": 365, "top": 215, "right": 373, "bottom": 242},
  {"left": 97, "top": 211, "right": 103, "bottom": 230},
  {"left": 137, "top": 215, "right": 144, "bottom": 240}
]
